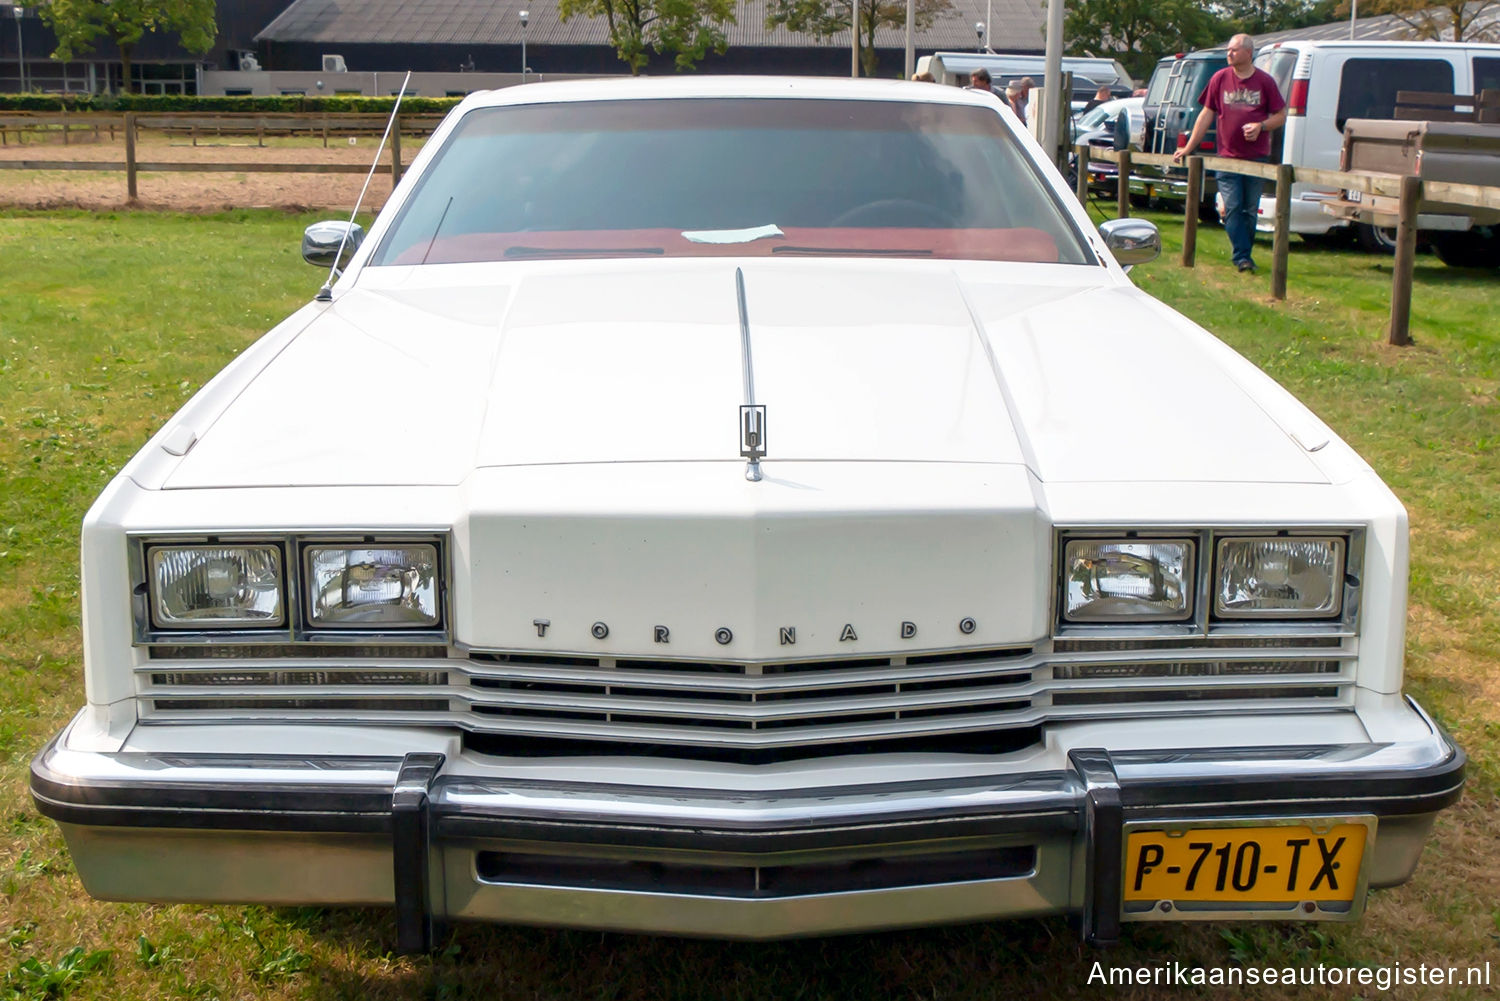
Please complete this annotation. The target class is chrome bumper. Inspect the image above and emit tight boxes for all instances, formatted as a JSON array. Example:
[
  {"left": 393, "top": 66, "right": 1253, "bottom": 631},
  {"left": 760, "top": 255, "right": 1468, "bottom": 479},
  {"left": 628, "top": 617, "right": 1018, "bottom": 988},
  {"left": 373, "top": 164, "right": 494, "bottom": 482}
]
[{"left": 31, "top": 700, "right": 1464, "bottom": 950}]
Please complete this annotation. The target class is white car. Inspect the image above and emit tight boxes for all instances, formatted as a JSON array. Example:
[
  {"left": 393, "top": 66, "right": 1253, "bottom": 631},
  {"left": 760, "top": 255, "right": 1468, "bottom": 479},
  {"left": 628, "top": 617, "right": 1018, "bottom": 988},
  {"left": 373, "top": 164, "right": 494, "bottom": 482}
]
[
  {"left": 1072, "top": 95, "right": 1145, "bottom": 149},
  {"left": 31, "top": 77, "right": 1463, "bottom": 950}
]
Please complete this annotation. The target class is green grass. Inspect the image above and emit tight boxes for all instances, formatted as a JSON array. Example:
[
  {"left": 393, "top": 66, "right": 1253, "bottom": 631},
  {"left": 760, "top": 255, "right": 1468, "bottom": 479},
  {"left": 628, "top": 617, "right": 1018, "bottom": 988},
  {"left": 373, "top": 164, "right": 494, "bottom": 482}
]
[{"left": 0, "top": 209, "right": 1495, "bottom": 999}]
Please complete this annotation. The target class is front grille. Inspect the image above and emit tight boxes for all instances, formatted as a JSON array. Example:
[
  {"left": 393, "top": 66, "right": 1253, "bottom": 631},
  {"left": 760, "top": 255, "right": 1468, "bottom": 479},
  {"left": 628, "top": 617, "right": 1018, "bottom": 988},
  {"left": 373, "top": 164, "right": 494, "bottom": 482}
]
[
  {"left": 149, "top": 644, "right": 448, "bottom": 660},
  {"left": 136, "top": 635, "right": 1355, "bottom": 755}
]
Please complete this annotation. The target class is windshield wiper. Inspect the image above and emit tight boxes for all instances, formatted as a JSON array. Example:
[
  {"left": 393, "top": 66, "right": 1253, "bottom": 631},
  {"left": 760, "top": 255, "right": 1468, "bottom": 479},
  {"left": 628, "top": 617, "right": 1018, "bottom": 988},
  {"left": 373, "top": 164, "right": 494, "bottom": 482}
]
[
  {"left": 770, "top": 246, "right": 934, "bottom": 256},
  {"left": 504, "top": 245, "right": 665, "bottom": 257}
]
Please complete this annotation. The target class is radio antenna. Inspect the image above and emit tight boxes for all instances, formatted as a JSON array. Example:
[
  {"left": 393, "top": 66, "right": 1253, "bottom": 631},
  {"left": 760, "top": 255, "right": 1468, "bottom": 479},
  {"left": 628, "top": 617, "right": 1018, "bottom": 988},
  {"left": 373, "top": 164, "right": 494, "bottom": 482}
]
[{"left": 317, "top": 70, "right": 412, "bottom": 302}]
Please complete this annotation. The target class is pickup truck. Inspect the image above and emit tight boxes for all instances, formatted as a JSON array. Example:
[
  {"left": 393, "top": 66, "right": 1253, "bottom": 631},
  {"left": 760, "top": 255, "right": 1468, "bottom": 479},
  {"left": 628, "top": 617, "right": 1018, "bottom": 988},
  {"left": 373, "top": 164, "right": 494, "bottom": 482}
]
[{"left": 1323, "top": 118, "right": 1500, "bottom": 268}]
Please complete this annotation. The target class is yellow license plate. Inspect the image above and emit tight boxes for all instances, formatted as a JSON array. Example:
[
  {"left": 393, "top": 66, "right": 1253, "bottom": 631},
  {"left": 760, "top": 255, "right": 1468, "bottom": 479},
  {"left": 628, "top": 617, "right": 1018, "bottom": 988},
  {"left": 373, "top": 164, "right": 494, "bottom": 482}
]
[{"left": 1124, "top": 822, "right": 1369, "bottom": 905}]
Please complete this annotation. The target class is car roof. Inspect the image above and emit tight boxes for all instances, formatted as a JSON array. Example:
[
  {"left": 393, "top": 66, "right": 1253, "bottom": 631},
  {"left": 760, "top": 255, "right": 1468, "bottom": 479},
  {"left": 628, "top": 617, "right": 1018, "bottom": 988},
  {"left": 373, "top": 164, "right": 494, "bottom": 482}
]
[
  {"left": 1259, "top": 39, "right": 1500, "bottom": 51},
  {"left": 455, "top": 76, "right": 1003, "bottom": 113}
]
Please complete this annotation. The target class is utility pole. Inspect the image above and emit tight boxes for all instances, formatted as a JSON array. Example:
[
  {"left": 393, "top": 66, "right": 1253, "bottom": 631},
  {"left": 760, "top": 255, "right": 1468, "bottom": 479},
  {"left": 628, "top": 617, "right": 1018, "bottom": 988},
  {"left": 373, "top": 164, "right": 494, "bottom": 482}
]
[
  {"left": 851, "top": 0, "right": 859, "bottom": 76},
  {"left": 903, "top": 0, "right": 913, "bottom": 78}
]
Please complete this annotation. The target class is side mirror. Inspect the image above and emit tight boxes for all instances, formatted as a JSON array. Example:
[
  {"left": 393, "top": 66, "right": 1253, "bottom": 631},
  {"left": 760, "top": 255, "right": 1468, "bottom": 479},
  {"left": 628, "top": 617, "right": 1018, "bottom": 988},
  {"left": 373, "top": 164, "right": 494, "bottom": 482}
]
[
  {"left": 1099, "top": 218, "right": 1160, "bottom": 267},
  {"left": 302, "top": 221, "right": 365, "bottom": 268}
]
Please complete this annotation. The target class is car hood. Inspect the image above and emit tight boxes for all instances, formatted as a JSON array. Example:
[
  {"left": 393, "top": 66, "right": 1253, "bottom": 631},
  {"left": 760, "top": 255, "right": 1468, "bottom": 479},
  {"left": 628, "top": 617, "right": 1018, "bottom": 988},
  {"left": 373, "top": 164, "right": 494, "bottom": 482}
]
[{"left": 162, "top": 261, "right": 1328, "bottom": 489}]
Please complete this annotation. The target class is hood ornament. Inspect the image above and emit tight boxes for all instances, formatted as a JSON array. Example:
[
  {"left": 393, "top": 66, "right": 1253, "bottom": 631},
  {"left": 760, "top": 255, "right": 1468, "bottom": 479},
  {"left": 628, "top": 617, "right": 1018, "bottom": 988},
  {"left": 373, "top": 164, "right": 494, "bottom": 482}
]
[{"left": 735, "top": 268, "right": 766, "bottom": 482}]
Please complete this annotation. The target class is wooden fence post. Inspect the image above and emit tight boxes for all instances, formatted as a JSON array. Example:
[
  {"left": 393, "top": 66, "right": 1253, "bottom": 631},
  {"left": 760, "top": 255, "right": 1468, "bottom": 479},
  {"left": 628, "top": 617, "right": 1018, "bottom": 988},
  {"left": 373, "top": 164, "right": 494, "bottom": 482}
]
[
  {"left": 1116, "top": 150, "right": 1131, "bottom": 219},
  {"left": 124, "top": 112, "right": 138, "bottom": 202},
  {"left": 391, "top": 117, "right": 403, "bottom": 186},
  {"left": 1271, "top": 163, "right": 1293, "bottom": 299},
  {"left": 1387, "top": 175, "right": 1422, "bottom": 346},
  {"left": 1075, "top": 143, "right": 1089, "bottom": 205},
  {"left": 1182, "top": 156, "right": 1203, "bottom": 267}
]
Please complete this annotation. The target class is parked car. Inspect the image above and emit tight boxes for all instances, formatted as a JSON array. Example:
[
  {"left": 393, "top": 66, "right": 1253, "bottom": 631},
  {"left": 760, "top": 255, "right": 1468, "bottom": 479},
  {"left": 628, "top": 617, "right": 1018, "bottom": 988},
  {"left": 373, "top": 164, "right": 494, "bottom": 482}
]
[
  {"left": 1068, "top": 96, "right": 1145, "bottom": 196},
  {"left": 1254, "top": 38, "right": 1500, "bottom": 252},
  {"left": 31, "top": 76, "right": 1464, "bottom": 950},
  {"left": 917, "top": 52, "right": 1135, "bottom": 92}
]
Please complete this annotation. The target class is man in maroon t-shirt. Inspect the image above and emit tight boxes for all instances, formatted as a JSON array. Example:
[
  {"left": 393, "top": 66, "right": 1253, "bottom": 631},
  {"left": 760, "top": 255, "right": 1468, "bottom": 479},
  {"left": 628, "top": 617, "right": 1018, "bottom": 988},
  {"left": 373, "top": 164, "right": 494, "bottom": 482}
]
[{"left": 1173, "top": 34, "right": 1287, "bottom": 273}]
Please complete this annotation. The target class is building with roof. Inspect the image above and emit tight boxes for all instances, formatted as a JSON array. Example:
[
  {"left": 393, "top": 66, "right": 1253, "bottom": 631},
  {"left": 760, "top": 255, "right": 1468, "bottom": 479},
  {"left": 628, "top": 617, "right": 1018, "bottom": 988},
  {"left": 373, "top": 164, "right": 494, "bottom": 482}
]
[
  {"left": 1253, "top": 0, "right": 1499, "bottom": 44},
  {"left": 2, "top": 0, "right": 288, "bottom": 93},
  {"left": 251, "top": 0, "right": 1049, "bottom": 78}
]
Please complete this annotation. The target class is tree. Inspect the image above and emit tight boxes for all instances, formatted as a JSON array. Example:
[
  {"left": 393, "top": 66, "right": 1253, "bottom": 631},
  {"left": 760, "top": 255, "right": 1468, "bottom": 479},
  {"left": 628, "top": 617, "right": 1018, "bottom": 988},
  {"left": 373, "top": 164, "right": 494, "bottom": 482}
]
[
  {"left": 558, "top": 0, "right": 737, "bottom": 74},
  {"left": 1052, "top": 0, "right": 1227, "bottom": 81},
  {"left": 1220, "top": 0, "right": 1341, "bottom": 34},
  {"left": 765, "top": 0, "right": 954, "bottom": 77},
  {"left": 39, "top": 0, "right": 215, "bottom": 94},
  {"left": 1333, "top": 0, "right": 1500, "bottom": 41}
]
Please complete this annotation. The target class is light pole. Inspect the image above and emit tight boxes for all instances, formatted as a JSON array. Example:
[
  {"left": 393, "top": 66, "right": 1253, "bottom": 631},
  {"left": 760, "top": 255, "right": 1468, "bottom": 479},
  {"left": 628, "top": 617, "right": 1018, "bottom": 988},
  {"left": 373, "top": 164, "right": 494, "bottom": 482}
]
[
  {"left": 13, "top": 6, "right": 24, "bottom": 94},
  {"left": 984, "top": 0, "right": 991, "bottom": 50},
  {"left": 903, "top": 0, "right": 913, "bottom": 79},
  {"left": 974, "top": 21, "right": 984, "bottom": 54},
  {"left": 519, "top": 9, "right": 529, "bottom": 84}
]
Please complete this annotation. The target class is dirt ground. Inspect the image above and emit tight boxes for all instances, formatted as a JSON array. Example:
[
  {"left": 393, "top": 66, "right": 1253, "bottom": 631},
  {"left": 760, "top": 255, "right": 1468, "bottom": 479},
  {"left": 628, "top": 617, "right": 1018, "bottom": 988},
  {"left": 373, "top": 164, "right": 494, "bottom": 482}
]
[{"left": 0, "top": 128, "right": 405, "bottom": 212}]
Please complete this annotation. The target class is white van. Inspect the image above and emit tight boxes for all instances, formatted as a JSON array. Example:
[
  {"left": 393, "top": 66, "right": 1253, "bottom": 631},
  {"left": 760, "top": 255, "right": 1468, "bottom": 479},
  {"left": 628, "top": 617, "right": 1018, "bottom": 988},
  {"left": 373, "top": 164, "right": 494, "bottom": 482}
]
[
  {"left": 1251, "top": 39, "right": 1500, "bottom": 249},
  {"left": 916, "top": 52, "right": 1135, "bottom": 92}
]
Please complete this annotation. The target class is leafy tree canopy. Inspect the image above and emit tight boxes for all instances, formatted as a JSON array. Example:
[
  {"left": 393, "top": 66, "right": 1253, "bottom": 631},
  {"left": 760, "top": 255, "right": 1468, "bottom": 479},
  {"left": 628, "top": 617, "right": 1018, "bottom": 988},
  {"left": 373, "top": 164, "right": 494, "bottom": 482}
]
[
  {"left": 1333, "top": 0, "right": 1500, "bottom": 41},
  {"left": 765, "top": 0, "right": 954, "bottom": 77},
  {"left": 1055, "top": 0, "right": 1227, "bottom": 81},
  {"left": 1221, "top": 0, "right": 1342, "bottom": 34},
  {"left": 39, "top": 0, "right": 215, "bottom": 93},
  {"left": 559, "top": 0, "right": 738, "bottom": 73}
]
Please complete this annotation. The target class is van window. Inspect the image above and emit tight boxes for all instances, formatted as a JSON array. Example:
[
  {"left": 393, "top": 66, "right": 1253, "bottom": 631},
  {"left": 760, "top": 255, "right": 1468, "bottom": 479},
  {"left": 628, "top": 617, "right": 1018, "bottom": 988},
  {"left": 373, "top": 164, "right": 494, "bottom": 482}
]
[
  {"left": 1259, "top": 50, "right": 1298, "bottom": 97},
  {"left": 1336, "top": 58, "right": 1454, "bottom": 132},
  {"left": 1476, "top": 57, "right": 1500, "bottom": 94},
  {"left": 1144, "top": 61, "right": 1173, "bottom": 108},
  {"left": 1165, "top": 58, "right": 1220, "bottom": 108}
]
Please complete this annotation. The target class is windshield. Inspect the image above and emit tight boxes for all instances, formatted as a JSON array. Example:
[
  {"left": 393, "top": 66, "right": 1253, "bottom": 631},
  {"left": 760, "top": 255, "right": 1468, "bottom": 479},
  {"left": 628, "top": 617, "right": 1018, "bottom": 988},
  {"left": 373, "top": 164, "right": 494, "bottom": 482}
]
[
  {"left": 1077, "top": 102, "right": 1118, "bottom": 131},
  {"left": 370, "top": 98, "right": 1092, "bottom": 266}
]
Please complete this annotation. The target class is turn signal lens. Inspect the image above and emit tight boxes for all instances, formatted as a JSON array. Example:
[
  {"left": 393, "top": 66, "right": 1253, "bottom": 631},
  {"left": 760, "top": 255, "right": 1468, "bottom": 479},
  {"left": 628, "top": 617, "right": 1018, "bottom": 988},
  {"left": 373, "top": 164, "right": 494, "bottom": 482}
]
[
  {"left": 1063, "top": 540, "right": 1194, "bottom": 622},
  {"left": 306, "top": 545, "right": 440, "bottom": 627},
  {"left": 1215, "top": 538, "right": 1344, "bottom": 618},
  {"left": 149, "top": 546, "right": 284, "bottom": 628}
]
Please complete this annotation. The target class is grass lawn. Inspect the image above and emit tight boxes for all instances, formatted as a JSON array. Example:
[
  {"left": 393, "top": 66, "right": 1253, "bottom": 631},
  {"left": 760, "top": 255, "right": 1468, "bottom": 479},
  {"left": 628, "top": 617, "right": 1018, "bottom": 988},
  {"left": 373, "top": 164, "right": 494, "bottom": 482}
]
[{"left": 0, "top": 208, "right": 1495, "bottom": 1000}]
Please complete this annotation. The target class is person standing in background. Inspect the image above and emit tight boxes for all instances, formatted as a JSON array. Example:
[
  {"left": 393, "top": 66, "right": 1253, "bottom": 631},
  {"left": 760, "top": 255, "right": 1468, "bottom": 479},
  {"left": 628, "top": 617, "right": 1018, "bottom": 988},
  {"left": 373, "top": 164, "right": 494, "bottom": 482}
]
[{"left": 1173, "top": 34, "right": 1287, "bottom": 273}]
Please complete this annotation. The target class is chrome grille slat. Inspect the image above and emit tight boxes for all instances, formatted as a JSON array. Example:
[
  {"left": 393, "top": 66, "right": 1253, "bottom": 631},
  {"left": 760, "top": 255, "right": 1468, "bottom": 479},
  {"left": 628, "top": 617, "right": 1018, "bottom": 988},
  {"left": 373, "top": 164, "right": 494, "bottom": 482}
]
[
  {"left": 146, "top": 683, "right": 1031, "bottom": 721},
  {"left": 138, "top": 692, "right": 1355, "bottom": 747},
  {"left": 459, "top": 657, "right": 1036, "bottom": 693}
]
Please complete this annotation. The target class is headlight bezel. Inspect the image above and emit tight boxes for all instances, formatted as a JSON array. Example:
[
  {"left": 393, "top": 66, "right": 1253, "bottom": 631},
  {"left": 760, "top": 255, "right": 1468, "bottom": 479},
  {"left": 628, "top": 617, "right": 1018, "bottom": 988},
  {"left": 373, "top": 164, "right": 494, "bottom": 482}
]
[
  {"left": 1054, "top": 527, "right": 1362, "bottom": 636},
  {"left": 130, "top": 533, "right": 450, "bottom": 645}
]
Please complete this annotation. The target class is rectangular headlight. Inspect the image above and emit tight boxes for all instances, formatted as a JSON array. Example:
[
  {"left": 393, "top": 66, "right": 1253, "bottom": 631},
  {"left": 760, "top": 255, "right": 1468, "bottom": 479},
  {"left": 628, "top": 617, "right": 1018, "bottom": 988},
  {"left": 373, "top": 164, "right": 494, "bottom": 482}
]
[
  {"left": 1063, "top": 539, "right": 1194, "bottom": 623},
  {"left": 1215, "top": 537, "right": 1344, "bottom": 618},
  {"left": 305, "top": 545, "right": 440, "bottom": 628},
  {"left": 149, "top": 546, "right": 284, "bottom": 629}
]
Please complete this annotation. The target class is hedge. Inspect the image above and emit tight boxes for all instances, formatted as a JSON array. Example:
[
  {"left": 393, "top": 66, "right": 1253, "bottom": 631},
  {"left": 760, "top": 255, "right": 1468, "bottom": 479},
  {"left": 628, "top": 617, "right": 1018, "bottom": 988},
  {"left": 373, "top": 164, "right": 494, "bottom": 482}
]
[{"left": 0, "top": 94, "right": 464, "bottom": 114}]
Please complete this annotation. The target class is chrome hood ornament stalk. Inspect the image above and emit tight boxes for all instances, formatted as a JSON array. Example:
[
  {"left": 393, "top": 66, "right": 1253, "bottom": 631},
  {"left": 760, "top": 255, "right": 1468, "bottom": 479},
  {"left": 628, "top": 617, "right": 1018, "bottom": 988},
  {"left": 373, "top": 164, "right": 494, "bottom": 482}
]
[{"left": 736, "top": 268, "right": 767, "bottom": 482}]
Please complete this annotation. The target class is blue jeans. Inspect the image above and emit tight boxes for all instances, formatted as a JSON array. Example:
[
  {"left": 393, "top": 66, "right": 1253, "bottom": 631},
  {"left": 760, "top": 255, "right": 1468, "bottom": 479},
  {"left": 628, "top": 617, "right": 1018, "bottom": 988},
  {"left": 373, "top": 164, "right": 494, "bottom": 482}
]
[{"left": 1216, "top": 169, "right": 1265, "bottom": 267}]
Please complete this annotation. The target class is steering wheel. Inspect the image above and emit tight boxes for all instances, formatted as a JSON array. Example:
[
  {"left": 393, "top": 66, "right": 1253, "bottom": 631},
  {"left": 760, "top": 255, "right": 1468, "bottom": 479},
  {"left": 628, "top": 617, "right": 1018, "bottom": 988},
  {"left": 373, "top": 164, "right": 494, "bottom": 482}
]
[{"left": 829, "top": 198, "right": 955, "bottom": 228}]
